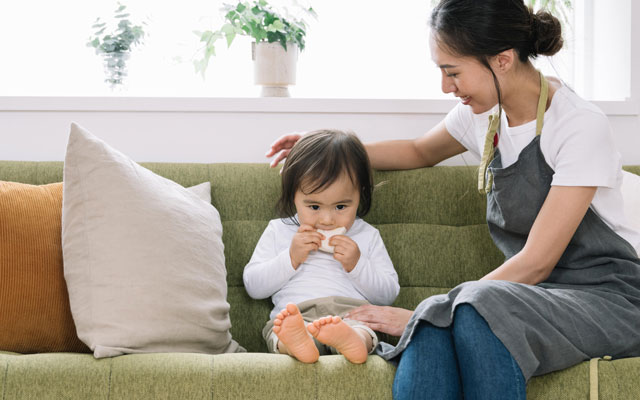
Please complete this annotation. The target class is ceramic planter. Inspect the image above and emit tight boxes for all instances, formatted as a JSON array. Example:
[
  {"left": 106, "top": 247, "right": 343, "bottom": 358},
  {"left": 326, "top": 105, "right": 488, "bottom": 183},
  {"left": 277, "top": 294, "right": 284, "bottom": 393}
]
[{"left": 252, "top": 41, "right": 298, "bottom": 97}]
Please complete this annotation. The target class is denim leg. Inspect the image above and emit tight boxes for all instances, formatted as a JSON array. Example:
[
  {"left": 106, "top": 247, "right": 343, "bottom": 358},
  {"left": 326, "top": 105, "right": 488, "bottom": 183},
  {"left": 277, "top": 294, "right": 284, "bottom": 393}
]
[
  {"left": 452, "top": 304, "right": 526, "bottom": 400},
  {"left": 392, "top": 321, "right": 462, "bottom": 400}
]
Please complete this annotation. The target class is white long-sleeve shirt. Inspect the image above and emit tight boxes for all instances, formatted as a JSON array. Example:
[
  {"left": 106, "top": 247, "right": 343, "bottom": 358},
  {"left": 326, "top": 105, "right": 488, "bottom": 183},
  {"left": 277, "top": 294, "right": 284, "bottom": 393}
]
[{"left": 243, "top": 218, "right": 400, "bottom": 319}]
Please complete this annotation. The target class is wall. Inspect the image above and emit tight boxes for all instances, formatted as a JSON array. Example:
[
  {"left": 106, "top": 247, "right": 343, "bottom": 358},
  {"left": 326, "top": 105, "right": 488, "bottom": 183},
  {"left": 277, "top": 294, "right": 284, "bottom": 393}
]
[{"left": 1, "top": 98, "right": 639, "bottom": 166}]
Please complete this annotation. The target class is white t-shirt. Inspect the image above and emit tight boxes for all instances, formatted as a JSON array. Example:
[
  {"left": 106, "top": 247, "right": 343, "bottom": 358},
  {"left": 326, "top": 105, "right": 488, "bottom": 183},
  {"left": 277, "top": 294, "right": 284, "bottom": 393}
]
[
  {"left": 444, "top": 85, "right": 640, "bottom": 254},
  {"left": 243, "top": 218, "right": 400, "bottom": 319}
]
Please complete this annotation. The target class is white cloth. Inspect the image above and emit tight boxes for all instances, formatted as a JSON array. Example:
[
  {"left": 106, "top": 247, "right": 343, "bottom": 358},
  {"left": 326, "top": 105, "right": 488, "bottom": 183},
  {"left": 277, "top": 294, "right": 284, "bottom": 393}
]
[
  {"left": 243, "top": 218, "right": 400, "bottom": 319},
  {"left": 445, "top": 85, "right": 640, "bottom": 254}
]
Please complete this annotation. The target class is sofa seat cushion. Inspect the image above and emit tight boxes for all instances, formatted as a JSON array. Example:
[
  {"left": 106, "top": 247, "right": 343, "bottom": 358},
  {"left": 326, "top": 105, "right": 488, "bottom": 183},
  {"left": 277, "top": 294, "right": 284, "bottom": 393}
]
[
  {"left": 0, "top": 352, "right": 394, "bottom": 399},
  {"left": 1, "top": 351, "right": 639, "bottom": 399}
]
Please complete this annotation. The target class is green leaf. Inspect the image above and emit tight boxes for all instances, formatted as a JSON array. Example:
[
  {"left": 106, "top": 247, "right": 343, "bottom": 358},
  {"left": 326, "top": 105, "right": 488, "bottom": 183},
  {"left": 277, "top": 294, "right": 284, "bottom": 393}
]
[
  {"left": 222, "top": 23, "right": 236, "bottom": 36},
  {"left": 208, "top": 31, "right": 223, "bottom": 46},
  {"left": 206, "top": 46, "right": 216, "bottom": 59},
  {"left": 222, "top": 24, "right": 236, "bottom": 47},
  {"left": 199, "top": 30, "right": 213, "bottom": 42},
  {"left": 236, "top": 3, "right": 246, "bottom": 13},
  {"left": 225, "top": 10, "right": 238, "bottom": 22},
  {"left": 225, "top": 32, "right": 236, "bottom": 47},
  {"left": 264, "top": 13, "right": 276, "bottom": 26},
  {"left": 270, "top": 19, "right": 285, "bottom": 32}
]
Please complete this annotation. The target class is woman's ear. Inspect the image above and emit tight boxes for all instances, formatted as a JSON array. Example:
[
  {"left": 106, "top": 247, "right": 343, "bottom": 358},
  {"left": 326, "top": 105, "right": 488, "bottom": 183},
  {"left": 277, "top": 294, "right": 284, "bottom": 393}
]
[{"left": 491, "top": 49, "right": 516, "bottom": 73}]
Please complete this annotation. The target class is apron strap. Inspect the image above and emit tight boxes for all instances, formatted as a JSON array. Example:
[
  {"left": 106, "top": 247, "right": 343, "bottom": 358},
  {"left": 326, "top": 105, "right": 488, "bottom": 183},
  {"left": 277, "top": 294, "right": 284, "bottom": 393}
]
[
  {"left": 478, "top": 70, "right": 549, "bottom": 194},
  {"left": 536, "top": 71, "right": 549, "bottom": 136},
  {"left": 589, "top": 355, "right": 612, "bottom": 400},
  {"left": 478, "top": 113, "right": 500, "bottom": 194}
]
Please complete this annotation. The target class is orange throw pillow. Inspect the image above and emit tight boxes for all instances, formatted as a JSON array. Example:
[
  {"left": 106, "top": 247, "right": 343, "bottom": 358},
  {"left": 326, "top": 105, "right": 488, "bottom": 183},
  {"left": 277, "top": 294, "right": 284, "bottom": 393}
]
[{"left": 0, "top": 181, "right": 89, "bottom": 353}]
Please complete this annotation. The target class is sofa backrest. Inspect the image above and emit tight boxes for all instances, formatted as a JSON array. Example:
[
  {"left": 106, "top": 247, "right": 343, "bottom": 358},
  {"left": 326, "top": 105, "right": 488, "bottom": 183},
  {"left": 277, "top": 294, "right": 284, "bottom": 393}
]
[{"left": 2, "top": 161, "right": 639, "bottom": 353}]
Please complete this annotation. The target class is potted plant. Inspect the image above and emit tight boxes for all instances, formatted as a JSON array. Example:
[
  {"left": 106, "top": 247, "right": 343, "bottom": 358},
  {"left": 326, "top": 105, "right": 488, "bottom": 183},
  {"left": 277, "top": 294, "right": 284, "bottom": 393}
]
[
  {"left": 195, "top": 0, "right": 316, "bottom": 97},
  {"left": 87, "top": 2, "right": 146, "bottom": 89}
]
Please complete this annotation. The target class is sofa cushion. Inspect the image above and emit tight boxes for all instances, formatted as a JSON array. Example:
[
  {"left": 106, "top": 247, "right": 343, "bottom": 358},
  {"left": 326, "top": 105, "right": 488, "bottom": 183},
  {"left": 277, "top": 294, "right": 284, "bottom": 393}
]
[
  {"left": 0, "top": 181, "right": 89, "bottom": 353},
  {"left": 61, "top": 123, "right": 239, "bottom": 358}
]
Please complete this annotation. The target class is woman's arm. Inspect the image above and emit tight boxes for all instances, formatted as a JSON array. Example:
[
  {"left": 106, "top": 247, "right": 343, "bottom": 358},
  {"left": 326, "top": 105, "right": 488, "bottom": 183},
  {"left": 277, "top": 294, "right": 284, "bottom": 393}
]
[
  {"left": 365, "top": 120, "right": 467, "bottom": 170},
  {"left": 482, "top": 185, "right": 597, "bottom": 284},
  {"left": 266, "top": 120, "right": 466, "bottom": 170}
]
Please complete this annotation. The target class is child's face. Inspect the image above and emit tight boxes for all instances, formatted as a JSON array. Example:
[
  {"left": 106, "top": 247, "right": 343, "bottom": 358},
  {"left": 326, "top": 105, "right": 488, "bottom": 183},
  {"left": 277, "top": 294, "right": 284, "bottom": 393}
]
[{"left": 294, "top": 173, "right": 360, "bottom": 231}]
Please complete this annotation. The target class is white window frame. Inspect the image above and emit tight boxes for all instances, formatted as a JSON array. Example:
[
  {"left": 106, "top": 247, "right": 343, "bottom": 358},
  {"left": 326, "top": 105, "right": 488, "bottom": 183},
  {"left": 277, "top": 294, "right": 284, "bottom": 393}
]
[{"left": 0, "top": 2, "right": 638, "bottom": 116}]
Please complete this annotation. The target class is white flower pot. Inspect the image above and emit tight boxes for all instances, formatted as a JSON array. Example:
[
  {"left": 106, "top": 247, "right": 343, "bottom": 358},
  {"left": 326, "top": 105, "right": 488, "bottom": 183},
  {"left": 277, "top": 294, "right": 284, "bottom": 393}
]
[{"left": 252, "top": 41, "right": 298, "bottom": 97}]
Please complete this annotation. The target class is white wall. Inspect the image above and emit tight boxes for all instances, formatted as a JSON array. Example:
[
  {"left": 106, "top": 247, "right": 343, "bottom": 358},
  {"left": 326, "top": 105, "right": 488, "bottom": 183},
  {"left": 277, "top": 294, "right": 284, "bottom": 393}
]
[
  {"left": 1, "top": 97, "right": 639, "bottom": 166},
  {"left": 2, "top": 1, "right": 639, "bottom": 166}
]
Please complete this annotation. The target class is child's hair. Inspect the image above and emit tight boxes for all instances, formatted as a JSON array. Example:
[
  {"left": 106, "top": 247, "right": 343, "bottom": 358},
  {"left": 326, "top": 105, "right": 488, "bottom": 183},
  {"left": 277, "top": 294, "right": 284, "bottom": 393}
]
[{"left": 277, "top": 129, "right": 374, "bottom": 224}]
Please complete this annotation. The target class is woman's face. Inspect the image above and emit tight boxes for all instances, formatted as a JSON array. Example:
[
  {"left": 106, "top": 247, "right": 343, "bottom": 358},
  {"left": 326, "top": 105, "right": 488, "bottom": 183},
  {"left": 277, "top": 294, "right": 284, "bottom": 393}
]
[{"left": 430, "top": 34, "right": 498, "bottom": 114}]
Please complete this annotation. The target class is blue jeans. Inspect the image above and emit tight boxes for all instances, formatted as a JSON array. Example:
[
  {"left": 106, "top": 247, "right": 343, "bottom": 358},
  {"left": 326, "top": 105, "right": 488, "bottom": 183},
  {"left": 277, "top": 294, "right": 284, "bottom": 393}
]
[{"left": 392, "top": 304, "right": 525, "bottom": 400}]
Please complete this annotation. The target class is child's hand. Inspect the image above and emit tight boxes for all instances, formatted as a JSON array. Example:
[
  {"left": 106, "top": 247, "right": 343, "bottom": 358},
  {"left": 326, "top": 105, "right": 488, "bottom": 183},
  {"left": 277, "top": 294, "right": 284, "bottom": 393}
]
[
  {"left": 330, "top": 235, "right": 361, "bottom": 272},
  {"left": 290, "top": 224, "right": 324, "bottom": 269}
]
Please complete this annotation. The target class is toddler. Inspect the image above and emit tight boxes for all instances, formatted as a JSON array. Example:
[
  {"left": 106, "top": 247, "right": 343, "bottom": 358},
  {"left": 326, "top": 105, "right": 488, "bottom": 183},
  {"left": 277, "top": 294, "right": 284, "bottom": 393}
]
[{"left": 243, "top": 129, "right": 399, "bottom": 363}]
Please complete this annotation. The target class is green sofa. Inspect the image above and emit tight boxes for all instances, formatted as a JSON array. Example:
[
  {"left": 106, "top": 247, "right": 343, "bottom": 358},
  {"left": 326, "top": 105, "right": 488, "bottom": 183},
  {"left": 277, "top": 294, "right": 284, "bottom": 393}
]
[{"left": 1, "top": 161, "right": 639, "bottom": 400}]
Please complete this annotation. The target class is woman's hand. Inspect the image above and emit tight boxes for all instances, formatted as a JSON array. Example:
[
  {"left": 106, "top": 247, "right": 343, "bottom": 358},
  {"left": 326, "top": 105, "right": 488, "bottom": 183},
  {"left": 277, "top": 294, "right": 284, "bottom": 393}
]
[
  {"left": 265, "top": 133, "right": 302, "bottom": 168},
  {"left": 290, "top": 224, "right": 323, "bottom": 269},
  {"left": 344, "top": 304, "right": 413, "bottom": 337},
  {"left": 331, "top": 235, "right": 360, "bottom": 272}
]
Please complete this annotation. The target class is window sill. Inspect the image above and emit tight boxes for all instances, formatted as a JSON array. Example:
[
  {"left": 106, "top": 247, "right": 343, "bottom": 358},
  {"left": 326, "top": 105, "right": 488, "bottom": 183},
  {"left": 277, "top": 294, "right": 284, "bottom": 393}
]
[{"left": 0, "top": 96, "right": 638, "bottom": 116}]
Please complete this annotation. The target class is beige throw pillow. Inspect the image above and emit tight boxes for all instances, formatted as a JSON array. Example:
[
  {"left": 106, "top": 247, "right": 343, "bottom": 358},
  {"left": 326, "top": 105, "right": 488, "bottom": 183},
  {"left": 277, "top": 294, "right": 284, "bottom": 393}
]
[{"left": 62, "top": 123, "right": 239, "bottom": 358}]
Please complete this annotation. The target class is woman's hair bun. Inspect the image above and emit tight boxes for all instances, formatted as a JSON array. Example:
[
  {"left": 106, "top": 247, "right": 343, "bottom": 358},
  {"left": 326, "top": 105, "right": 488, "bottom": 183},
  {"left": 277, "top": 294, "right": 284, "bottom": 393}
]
[{"left": 531, "top": 9, "right": 563, "bottom": 57}]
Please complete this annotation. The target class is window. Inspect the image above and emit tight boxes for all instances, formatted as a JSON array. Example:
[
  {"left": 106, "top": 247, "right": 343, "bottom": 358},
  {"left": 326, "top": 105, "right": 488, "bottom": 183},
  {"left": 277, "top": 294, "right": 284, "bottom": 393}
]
[
  {"left": 534, "top": 0, "right": 631, "bottom": 101},
  {"left": 0, "top": 1, "right": 631, "bottom": 100}
]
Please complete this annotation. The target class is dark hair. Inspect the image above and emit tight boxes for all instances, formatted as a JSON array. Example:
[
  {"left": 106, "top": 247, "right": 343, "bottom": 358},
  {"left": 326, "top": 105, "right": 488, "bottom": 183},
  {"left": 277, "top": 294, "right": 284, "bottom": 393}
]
[
  {"left": 430, "top": 0, "right": 563, "bottom": 106},
  {"left": 277, "top": 130, "right": 373, "bottom": 224}
]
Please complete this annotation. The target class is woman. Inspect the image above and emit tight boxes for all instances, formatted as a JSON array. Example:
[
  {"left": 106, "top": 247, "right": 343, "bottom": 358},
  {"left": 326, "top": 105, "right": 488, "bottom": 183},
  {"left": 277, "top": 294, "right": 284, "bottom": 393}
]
[{"left": 266, "top": 0, "right": 640, "bottom": 398}]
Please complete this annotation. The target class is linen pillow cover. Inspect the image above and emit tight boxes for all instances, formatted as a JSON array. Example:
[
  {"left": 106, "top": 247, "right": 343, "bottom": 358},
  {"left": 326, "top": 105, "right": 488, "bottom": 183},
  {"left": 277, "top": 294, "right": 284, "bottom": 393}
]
[
  {"left": 62, "top": 123, "right": 239, "bottom": 358},
  {"left": 0, "top": 181, "right": 89, "bottom": 353}
]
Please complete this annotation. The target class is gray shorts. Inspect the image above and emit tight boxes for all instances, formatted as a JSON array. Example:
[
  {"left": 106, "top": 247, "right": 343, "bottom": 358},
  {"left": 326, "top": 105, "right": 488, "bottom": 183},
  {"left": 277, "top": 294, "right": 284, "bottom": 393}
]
[{"left": 262, "top": 296, "right": 379, "bottom": 355}]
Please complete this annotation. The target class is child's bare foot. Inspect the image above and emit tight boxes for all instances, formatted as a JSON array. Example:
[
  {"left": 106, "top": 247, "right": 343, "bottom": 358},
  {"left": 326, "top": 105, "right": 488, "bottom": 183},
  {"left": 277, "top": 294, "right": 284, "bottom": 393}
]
[
  {"left": 272, "top": 303, "right": 319, "bottom": 363},
  {"left": 307, "top": 316, "right": 368, "bottom": 364}
]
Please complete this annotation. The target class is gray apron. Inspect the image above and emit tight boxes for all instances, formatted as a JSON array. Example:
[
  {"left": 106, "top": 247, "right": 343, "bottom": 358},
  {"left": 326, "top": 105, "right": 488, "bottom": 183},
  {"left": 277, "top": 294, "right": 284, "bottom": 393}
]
[{"left": 378, "top": 72, "right": 640, "bottom": 381}]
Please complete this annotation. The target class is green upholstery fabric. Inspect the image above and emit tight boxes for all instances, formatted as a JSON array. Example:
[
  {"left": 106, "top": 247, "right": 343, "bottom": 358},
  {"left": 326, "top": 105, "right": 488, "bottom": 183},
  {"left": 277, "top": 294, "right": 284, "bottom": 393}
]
[
  {"left": 598, "top": 358, "right": 640, "bottom": 399},
  {"left": 1, "top": 160, "right": 639, "bottom": 399},
  {"left": 1, "top": 352, "right": 111, "bottom": 399}
]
